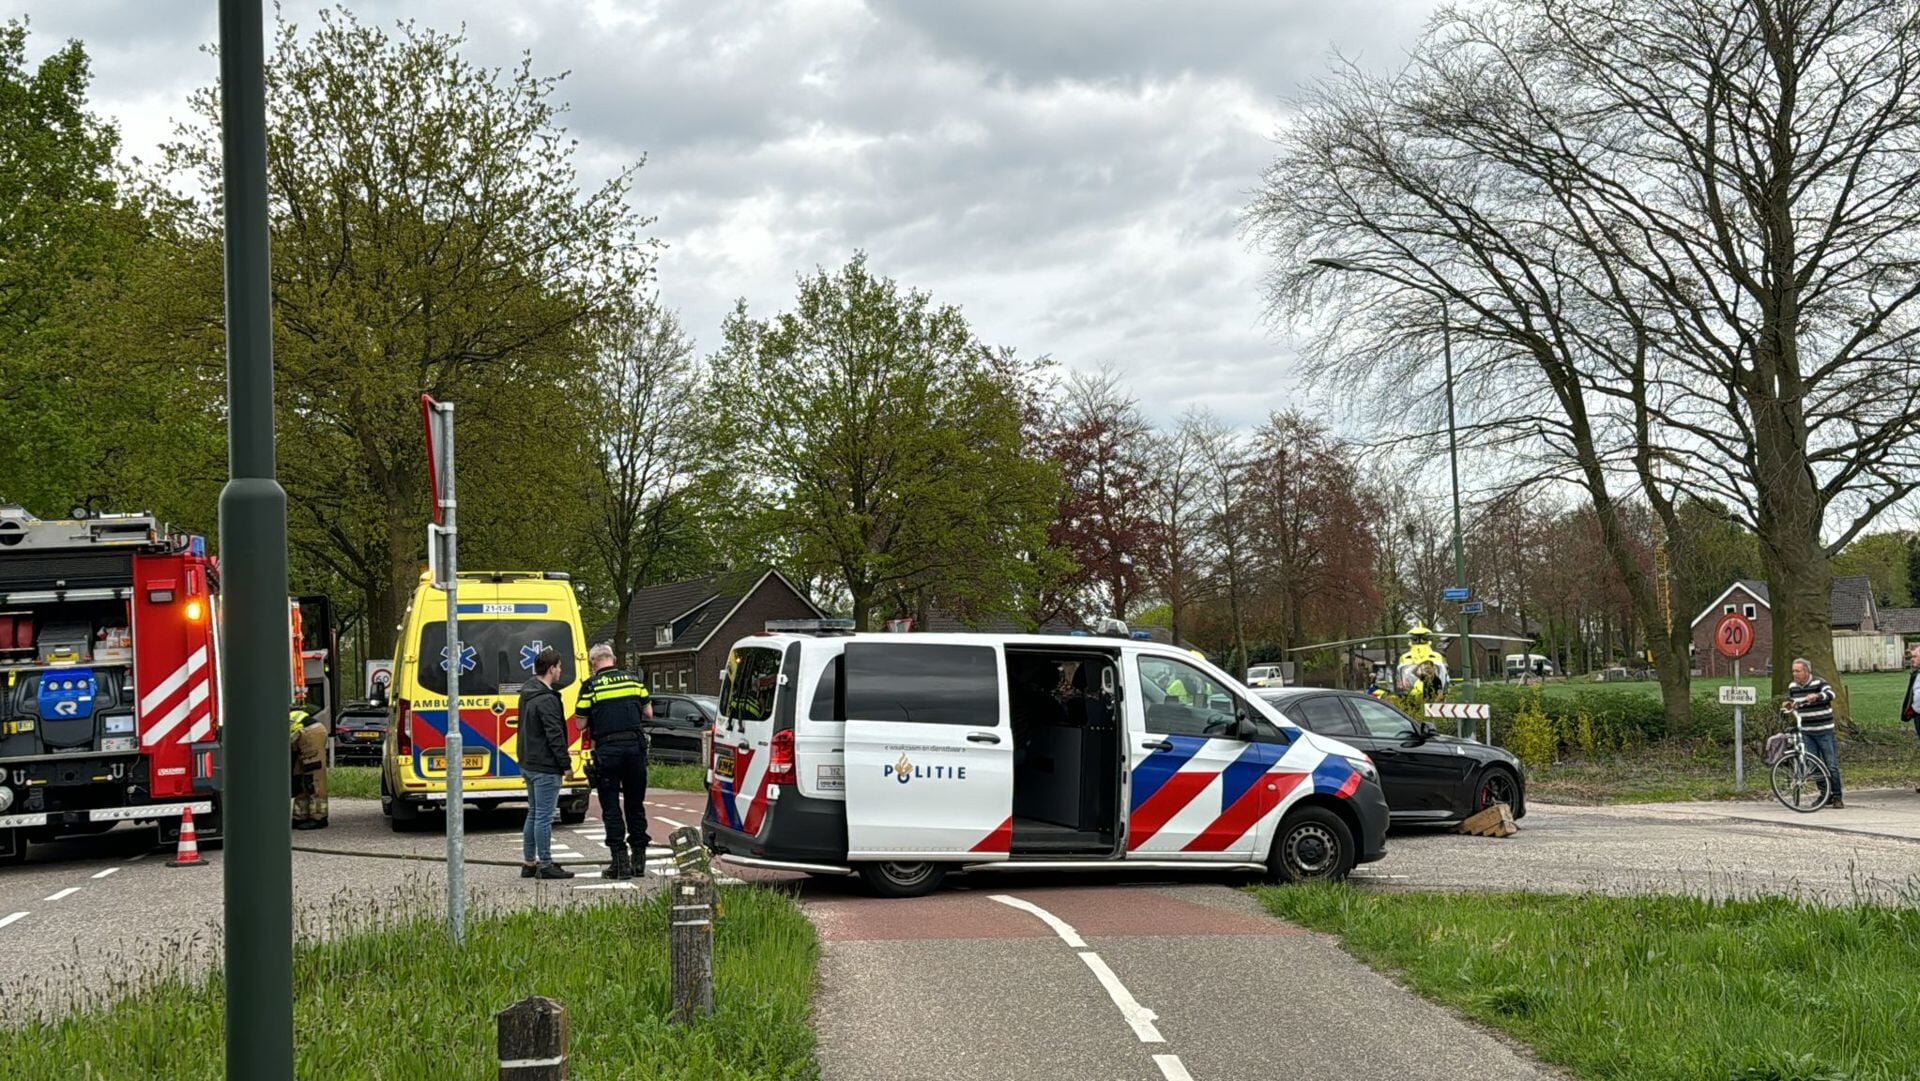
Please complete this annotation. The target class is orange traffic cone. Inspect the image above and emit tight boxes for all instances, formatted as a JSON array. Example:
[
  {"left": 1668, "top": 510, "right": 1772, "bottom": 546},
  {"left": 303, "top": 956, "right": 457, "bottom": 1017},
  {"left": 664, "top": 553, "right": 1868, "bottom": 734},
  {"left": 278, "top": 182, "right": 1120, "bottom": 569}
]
[{"left": 168, "top": 806, "right": 207, "bottom": 868}]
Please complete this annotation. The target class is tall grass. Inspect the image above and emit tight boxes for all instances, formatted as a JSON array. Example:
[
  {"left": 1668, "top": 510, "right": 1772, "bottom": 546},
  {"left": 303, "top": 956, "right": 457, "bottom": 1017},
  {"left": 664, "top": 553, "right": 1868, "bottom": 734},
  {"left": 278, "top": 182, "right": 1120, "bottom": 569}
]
[
  {"left": 1255, "top": 884, "right": 1920, "bottom": 1081},
  {"left": 0, "top": 886, "right": 818, "bottom": 1080}
]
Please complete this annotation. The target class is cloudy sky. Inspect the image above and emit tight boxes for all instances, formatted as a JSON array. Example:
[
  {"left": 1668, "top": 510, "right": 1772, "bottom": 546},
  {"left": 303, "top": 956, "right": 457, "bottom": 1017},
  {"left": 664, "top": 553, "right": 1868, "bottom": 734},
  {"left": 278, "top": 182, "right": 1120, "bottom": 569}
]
[{"left": 18, "top": 0, "right": 1436, "bottom": 427}]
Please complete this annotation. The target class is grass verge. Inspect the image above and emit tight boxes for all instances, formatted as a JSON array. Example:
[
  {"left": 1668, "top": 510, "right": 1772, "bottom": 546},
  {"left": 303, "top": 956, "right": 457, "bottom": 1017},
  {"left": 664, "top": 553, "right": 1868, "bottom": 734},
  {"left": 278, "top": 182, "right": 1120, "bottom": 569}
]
[
  {"left": 1525, "top": 738, "right": 1919, "bottom": 804},
  {"left": 1254, "top": 885, "right": 1920, "bottom": 1081},
  {"left": 328, "top": 762, "right": 707, "bottom": 803},
  {"left": 0, "top": 886, "right": 818, "bottom": 1080}
]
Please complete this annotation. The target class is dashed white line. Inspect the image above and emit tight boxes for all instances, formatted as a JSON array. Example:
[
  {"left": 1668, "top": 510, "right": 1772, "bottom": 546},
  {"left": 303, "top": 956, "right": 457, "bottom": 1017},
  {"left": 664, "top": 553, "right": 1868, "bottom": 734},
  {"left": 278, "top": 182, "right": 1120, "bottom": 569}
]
[
  {"left": 573, "top": 882, "right": 638, "bottom": 891},
  {"left": 657, "top": 816, "right": 688, "bottom": 829},
  {"left": 91, "top": 867, "right": 122, "bottom": 880},
  {"left": 1078, "top": 950, "right": 1164, "bottom": 1043},
  {"left": 550, "top": 852, "right": 584, "bottom": 861},
  {"left": 989, "top": 894, "right": 1087, "bottom": 948},
  {"left": 0, "top": 912, "right": 26, "bottom": 929},
  {"left": 44, "top": 887, "right": 81, "bottom": 902},
  {"left": 127, "top": 852, "right": 148, "bottom": 863},
  {"left": 1154, "top": 1054, "right": 1194, "bottom": 1081}
]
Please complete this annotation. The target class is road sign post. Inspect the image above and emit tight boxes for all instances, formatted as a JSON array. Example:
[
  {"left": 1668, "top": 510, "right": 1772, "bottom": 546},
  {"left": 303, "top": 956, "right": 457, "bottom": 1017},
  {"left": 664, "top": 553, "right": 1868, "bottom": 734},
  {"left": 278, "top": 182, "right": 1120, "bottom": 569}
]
[
  {"left": 1713, "top": 613, "right": 1757, "bottom": 791},
  {"left": 423, "top": 395, "right": 464, "bottom": 942}
]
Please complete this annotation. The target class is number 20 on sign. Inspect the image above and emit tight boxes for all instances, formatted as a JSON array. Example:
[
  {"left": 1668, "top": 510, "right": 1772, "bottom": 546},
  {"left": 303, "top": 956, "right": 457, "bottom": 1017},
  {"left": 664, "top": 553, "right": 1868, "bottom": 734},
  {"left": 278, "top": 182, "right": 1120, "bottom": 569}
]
[{"left": 1714, "top": 612, "right": 1755, "bottom": 660}]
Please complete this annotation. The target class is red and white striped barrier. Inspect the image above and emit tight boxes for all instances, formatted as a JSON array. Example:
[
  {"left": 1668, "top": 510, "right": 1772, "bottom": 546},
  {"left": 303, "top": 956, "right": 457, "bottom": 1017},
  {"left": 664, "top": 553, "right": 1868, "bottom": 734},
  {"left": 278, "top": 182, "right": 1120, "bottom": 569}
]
[{"left": 1424, "top": 702, "right": 1491, "bottom": 720}]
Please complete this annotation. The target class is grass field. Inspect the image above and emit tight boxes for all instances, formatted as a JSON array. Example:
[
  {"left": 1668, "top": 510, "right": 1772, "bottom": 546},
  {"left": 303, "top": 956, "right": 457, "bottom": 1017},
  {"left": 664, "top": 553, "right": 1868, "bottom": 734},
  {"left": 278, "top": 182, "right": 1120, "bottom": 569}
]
[
  {"left": 1523, "top": 739, "right": 1920, "bottom": 804},
  {"left": 0, "top": 887, "right": 819, "bottom": 1080},
  {"left": 327, "top": 762, "right": 710, "bottom": 803},
  {"left": 1536, "top": 669, "right": 1915, "bottom": 731},
  {"left": 1255, "top": 885, "right": 1920, "bottom": 1081}
]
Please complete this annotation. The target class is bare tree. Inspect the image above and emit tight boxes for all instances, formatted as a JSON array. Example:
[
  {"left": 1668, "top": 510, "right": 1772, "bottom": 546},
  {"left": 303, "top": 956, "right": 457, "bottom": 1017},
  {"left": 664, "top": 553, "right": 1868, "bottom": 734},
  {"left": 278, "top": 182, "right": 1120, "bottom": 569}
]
[
  {"left": 1191, "top": 411, "right": 1254, "bottom": 678},
  {"left": 1045, "top": 369, "right": 1161, "bottom": 620},
  {"left": 1143, "top": 411, "right": 1209, "bottom": 646},
  {"left": 1254, "top": 0, "right": 1920, "bottom": 722},
  {"left": 586, "top": 299, "right": 702, "bottom": 664}
]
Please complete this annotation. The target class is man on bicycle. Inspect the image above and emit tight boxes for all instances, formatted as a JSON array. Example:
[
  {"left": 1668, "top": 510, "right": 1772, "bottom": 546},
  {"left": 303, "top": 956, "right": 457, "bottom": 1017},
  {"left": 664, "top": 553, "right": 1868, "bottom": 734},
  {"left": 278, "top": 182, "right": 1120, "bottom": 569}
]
[{"left": 1787, "top": 658, "right": 1842, "bottom": 809}]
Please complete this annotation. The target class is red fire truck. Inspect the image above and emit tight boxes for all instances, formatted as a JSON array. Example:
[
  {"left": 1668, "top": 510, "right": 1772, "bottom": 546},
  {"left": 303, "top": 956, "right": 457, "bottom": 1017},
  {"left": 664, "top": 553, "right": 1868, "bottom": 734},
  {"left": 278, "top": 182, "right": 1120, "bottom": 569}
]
[{"left": 0, "top": 506, "right": 223, "bottom": 863}]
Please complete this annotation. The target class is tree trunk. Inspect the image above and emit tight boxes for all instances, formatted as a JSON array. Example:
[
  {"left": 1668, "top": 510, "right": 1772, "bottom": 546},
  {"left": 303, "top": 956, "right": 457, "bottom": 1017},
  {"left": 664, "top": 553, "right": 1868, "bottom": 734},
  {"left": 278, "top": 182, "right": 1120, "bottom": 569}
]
[
  {"left": 849, "top": 582, "right": 873, "bottom": 632},
  {"left": 612, "top": 589, "right": 633, "bottom": 667}
]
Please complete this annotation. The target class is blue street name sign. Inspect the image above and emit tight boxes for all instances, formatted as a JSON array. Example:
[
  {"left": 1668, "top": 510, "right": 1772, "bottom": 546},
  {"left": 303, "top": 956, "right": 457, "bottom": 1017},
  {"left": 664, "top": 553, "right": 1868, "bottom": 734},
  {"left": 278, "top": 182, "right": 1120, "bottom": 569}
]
[
  {"left": 1443, "top": 587, "right": 1471, "bottom": 602},
  {"left": 1461, "top": 601, "right": 1485, "bottom": 615}
]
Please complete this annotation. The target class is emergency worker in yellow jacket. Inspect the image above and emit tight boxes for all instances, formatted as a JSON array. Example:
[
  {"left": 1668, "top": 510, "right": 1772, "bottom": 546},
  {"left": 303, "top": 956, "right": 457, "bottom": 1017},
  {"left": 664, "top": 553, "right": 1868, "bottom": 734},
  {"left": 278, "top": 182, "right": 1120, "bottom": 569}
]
[{"left": 290, "top": 702, "right": 329, "bottom": 830}]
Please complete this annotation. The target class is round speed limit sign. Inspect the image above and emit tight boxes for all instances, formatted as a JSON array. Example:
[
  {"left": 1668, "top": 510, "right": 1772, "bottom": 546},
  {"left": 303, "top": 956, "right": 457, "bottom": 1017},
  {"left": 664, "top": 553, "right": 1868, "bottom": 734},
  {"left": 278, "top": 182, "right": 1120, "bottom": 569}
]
[{"left": 1713, "top": 612, "right": 1756, "bottom": 659}]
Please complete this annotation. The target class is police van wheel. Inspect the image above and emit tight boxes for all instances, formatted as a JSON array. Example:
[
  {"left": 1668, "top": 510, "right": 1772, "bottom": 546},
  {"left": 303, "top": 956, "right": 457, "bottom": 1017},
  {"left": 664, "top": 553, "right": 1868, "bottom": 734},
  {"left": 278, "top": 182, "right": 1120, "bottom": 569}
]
[
  {"left": 1267, "top": 806, "right": 1355, "bottom": 885},
  {"left": 856, "top": 861, "right": 947, "bottom": 898}
]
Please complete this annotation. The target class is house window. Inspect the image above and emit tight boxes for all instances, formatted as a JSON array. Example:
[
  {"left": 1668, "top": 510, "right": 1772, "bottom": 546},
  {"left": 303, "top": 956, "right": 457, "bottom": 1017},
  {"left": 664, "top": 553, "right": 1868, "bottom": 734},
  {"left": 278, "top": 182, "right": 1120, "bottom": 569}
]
[
  {"left": 1743, "top": 604, "right": 1757, "bottom": 619},
  {"left": 655, "top": 625, "right": 673, "bottom": 647},
  {"left": 679, "top": 668, "right": 690, "bottom": 690},
  {"left": 1723, "top": 604, "right": 1736, "bottom": 614}
]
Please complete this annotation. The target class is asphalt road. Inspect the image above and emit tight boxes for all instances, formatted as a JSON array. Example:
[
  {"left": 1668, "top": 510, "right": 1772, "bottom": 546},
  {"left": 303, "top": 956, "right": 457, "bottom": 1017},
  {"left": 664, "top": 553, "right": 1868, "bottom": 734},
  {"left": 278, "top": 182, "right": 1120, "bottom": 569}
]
[{"left": 5, "top": 784, "right": 1917, "bottom": 1079}]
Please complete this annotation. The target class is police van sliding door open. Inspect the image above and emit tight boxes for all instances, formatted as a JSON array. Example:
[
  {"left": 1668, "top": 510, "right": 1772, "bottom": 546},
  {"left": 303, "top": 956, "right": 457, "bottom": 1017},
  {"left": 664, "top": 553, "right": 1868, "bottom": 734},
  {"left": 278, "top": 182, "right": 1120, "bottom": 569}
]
[{"left": 842, "top": 642, "right": 1014, "bottom": 859}]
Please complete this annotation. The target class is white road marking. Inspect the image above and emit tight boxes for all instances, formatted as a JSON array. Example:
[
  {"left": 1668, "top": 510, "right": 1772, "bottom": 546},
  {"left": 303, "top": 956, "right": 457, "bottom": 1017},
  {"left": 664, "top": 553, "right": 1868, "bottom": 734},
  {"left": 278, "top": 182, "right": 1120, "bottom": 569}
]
[
  {"left": 91, "top": 867, "right": 122, "bottom": 880},
  {"left": 551, "top": 852, "right": 584, "bottom": 861},
  {"left": 657, "top": 816, "right": 688, "bottom": 829},
  {"left": 989, "top": 894, "right": 1164, "bottom": 1044},
  {"left": 0, "top": 912, "right": 26, "bottom": 929},
  {"left": 573, "top": 882, "right": 638, "bottom": 891},
  {"left": 1078, "top": 951, "right": 1164, "bottom": 1043},
  {"left": 127, "top": 852, "right": 148, "bottom": 863},
  {"left": 550, "top": 843, "right": 574, "bottom": 851},
  {"left": 575, "top": 870, "right": 604, "bottom": 879},
  {"left": 1154, "top": 1054, "right": 1195, "bottom": 1081},
  {"left": 989, "top": 894, "right": 1087, "bottom": 948},
  {"left": 45, "top": 888, "right": 80, "bottom": 902},
  {"left": 1350, "top": 872, "right": 1410, "bottom": 880}
]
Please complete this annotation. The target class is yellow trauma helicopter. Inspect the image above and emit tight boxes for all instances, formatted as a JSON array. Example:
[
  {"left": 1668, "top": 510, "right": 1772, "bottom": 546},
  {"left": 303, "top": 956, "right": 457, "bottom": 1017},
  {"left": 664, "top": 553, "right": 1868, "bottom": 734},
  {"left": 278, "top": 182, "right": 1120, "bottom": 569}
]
[{"left": 1288, "top": 624, "right": 1533, "bottom": 713}]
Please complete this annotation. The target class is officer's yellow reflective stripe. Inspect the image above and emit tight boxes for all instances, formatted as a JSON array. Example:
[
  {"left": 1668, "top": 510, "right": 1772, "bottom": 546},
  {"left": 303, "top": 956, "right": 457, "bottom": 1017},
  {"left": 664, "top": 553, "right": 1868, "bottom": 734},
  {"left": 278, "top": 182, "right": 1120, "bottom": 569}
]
[{"left": 593, "top": 684, "right": 649, "bottom": 701}]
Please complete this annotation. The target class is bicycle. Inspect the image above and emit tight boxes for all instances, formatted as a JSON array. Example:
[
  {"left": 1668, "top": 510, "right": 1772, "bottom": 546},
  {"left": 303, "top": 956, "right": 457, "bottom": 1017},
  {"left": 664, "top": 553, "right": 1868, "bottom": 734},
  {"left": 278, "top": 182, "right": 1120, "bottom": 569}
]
[{"left": 1766, "top": 703, "right": 1832, "bottom": 813}]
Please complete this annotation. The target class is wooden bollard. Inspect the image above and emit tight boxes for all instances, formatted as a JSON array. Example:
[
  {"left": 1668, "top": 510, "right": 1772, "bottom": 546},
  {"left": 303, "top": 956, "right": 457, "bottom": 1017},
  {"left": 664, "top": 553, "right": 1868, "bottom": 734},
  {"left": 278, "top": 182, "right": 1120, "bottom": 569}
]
[
  {"left": 497, "top": 996, "right": 567, "bottom": 1080},
  {"left": 668, "top": 825, "right": 710, "bottom": 875},
  {"left": 670, "top": 869, "right": 715, "bottom": 1023}
]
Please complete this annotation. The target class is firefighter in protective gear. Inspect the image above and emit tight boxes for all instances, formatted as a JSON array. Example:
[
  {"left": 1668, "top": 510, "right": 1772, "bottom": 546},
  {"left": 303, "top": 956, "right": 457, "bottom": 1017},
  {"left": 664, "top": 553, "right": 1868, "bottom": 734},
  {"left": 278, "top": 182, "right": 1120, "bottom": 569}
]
[
  {"left": 290, "top": 701, "right": 329, "bottom": 830},
  {"left": 1396, "top": 624, "right": 1450, "bottom": 709}
]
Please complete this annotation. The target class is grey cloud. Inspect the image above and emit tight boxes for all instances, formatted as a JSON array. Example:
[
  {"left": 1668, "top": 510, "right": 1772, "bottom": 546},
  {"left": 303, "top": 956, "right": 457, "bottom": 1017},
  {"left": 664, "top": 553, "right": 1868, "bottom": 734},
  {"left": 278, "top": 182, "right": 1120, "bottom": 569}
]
[{"left": 17, "top": 0, "right": 1437, "bottom": 427}]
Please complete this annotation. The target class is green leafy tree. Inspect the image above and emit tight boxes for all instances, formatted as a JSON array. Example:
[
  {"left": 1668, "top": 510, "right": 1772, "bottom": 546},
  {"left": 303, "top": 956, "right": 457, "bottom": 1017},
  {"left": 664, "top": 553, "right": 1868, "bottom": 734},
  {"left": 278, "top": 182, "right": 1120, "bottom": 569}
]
[
  {"left": 0, "top": 21, "right": 160, "bottom": 515},
  {"left": 153, "top": 8, "right": 653, "bottom": 635},
  {"left": 1832, "top": 532, "right": 1915, "bottom": 609},
  {"left": 708, "top": 255, "right": 1057, "bottom": 630}
]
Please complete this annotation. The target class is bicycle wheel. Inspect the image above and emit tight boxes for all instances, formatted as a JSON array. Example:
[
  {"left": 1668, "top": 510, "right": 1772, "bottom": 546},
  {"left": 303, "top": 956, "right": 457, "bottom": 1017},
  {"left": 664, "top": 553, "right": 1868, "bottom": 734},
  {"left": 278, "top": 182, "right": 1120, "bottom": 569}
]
[{"left": 1770, "top": 751, "right": 1831, "bottom": 813}]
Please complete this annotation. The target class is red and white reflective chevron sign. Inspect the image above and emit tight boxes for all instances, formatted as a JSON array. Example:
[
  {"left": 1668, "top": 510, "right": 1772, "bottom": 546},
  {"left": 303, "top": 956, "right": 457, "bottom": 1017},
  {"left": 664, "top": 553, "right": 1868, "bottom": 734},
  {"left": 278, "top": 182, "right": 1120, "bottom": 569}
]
[{"left": 1425, "top": 702, "right": 1491, "bottom": 720}]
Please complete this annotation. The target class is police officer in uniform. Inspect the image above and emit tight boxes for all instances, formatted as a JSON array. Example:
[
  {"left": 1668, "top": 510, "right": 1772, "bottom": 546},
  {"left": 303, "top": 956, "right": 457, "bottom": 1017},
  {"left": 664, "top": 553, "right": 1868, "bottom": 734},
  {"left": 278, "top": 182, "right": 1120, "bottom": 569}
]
[
  {"left": 289, "top": 697, "right": 329, "bottom": 830},
  {"left": 576, "top": 643, "right": 651, "bottom": 878}
]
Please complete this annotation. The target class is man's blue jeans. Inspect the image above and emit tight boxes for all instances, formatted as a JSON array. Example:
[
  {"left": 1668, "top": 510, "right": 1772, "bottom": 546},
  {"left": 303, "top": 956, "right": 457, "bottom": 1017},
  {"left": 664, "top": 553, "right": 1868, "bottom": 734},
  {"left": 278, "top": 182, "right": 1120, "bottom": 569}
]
[
  {"left": 1803, "top": 729, "right": 1843, "bottom": 801},
  {"left": 522, "top": 770, "right": 562, "bottom": 863}
]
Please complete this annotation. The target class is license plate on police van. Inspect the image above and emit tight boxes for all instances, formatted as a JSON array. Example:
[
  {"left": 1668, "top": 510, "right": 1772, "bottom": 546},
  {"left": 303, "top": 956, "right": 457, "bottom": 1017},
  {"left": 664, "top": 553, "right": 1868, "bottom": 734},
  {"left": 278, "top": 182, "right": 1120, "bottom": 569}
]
[{"left": 714, "top": 746, "right": 735, "bottom": 779}]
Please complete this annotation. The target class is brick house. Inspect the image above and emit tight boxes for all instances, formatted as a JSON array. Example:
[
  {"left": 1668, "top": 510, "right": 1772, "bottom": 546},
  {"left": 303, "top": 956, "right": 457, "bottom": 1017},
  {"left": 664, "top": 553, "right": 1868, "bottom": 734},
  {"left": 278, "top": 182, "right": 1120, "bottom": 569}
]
[
  {"left": 1689, "top": 575, "right": 1880, "bottom": 676},
  {"left": 589, "top": 569, "right": 825, "bottom": 695}
]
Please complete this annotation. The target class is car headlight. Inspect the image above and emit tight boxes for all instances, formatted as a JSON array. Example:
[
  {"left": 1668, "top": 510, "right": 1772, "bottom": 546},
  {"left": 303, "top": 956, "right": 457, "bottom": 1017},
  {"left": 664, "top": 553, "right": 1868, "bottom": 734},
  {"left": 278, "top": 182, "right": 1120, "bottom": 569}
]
[{"left": 1344, "top": 755, "right": 1379, "bottom": 784}]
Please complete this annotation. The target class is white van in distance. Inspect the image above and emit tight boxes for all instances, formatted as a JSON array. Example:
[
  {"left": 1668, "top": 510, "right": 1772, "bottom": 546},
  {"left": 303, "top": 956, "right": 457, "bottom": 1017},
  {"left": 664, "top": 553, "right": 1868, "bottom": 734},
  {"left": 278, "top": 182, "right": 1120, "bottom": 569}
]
[{"left": 701, "top": 624, "right": 1390, "bottom": 897}]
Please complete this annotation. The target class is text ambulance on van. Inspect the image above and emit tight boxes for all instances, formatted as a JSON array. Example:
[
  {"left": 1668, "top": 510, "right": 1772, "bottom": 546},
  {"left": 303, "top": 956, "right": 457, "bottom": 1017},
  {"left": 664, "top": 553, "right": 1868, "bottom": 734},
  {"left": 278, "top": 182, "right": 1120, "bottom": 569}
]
[{"left": 702, "top": 624, "right": 1389, "bottom": 897}]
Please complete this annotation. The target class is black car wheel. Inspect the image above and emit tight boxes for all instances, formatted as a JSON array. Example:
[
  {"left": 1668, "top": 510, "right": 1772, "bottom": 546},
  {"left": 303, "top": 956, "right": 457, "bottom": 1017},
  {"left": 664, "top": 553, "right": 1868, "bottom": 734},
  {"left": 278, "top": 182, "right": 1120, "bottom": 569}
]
[
  {"left": 1267, "top": 806, "right": 1355, "bottom": 884},
  {"left": 1474, "top": 766, "right": 1521, "bottom": 816}
]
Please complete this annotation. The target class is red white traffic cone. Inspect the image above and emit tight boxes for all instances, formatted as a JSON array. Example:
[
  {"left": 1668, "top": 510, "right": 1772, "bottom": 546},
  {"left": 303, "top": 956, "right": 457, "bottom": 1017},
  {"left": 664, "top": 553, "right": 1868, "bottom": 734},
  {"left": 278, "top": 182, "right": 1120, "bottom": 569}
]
[{"left": 168, "top": 806, "right": 206, "bottom": 868}]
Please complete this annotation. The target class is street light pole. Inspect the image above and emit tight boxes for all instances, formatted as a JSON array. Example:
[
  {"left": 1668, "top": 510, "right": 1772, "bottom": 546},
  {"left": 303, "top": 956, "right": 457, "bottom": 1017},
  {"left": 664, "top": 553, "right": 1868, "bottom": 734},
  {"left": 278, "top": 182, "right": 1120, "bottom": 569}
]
[
  {"left": 216, "top": 0, "right": 294, "bottom": 1077},
  {"left": 1309, "top": 257, "right": 1475, "bottom": 730}
]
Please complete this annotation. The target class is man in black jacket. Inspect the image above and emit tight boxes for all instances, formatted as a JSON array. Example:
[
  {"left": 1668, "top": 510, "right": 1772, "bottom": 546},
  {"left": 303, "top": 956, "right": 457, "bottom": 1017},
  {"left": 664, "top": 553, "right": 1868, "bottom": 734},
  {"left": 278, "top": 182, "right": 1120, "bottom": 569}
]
[
  {"left": 517, "top": 647, "right": 574, "bottom": 880},
  {"left": 577, "top": 642, "right": 652, "bottom": 879}
]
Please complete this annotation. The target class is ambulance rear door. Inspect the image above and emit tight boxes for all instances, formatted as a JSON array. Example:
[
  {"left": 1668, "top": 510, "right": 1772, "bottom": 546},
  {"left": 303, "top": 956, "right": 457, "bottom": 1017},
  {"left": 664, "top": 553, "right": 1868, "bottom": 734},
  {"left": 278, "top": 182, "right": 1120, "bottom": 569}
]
[{"left": 842, "top": 640, "right": 1013, "bottom": 859}]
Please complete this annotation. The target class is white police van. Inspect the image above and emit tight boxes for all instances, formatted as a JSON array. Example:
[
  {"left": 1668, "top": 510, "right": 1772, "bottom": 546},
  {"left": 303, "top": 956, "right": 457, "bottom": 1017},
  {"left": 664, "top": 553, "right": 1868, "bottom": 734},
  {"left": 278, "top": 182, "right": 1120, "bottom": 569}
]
[{"left": 701, "top": 622, "right": 1389, "bottom": 897}]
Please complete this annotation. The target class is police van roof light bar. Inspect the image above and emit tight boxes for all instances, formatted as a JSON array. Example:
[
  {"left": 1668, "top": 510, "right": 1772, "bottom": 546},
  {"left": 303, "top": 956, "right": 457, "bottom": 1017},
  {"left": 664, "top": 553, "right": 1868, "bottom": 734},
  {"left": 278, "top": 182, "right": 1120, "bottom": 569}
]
[{"left": 766, "top": 618, "right": 856, "bottom": 636}]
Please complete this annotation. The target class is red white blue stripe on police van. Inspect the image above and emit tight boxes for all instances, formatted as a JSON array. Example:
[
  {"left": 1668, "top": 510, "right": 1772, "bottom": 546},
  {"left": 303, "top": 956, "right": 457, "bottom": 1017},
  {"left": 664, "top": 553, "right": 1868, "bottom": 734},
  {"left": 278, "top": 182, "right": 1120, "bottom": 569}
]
[
  {"left": 712, "top": 744, "right": 774, "bottom": 835},
  {"left": 1127, "top": 734, "right": 1359, "bottom": 853}
]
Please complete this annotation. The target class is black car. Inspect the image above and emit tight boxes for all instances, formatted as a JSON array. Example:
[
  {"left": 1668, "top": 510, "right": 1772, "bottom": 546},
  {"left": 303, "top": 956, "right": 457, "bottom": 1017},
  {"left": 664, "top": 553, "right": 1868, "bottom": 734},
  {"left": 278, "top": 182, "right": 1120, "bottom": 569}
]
[
  {"left": 644, "top": 694, "right": 717, "bottom": 764},
  {"left": 1256, "top": 688, "right": 1525, "bottom": 825},
  {"left": 331, "top": 701, "right": 388, "bottom": 764}
]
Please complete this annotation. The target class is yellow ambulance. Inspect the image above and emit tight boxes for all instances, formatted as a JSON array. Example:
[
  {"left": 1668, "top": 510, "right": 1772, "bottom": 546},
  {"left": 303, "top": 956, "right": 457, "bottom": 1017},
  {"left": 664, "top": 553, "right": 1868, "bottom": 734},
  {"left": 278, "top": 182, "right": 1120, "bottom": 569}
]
[{"left": 380, "top": 570, "right": 591, "bottom": 831}]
